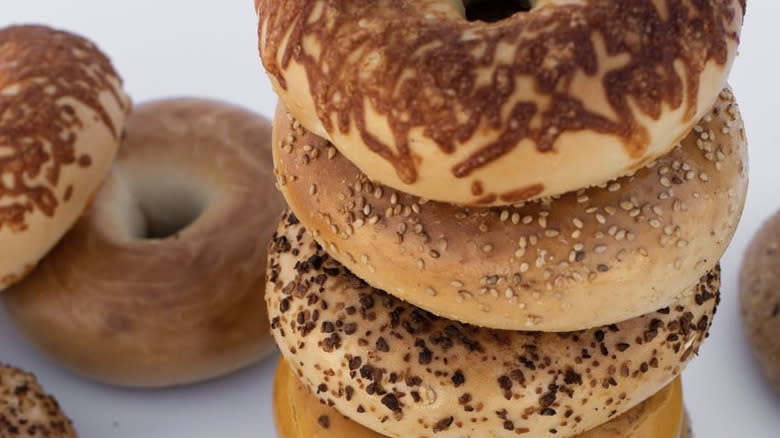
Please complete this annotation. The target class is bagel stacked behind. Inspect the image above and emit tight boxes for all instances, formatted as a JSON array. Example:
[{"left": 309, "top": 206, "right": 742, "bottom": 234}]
[
  {"left": 256, "top": 2, "right": 747, "bottom": 437},
  {"left": 4, "top": 99, "right": 285, "bottom": 388}
]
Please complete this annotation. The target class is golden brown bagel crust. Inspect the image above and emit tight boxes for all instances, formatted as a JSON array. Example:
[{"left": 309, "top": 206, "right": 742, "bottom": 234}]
[
  {"left": 739, "top": 210, "right": 780, "bottom": 393},
  {"left": 257, "top": 0, "right": 744, "bottom": 205},
  {"left": 272, "top": 88, "right": 746, "bottom": 331},
  {"left": 266, "top": 213, "right": 719, "bottom": 438},
  {"left": 0, "top": 364, "right": 77, "bottom": 437},
  {"left": 0, "top": 25, "right": 130, "bottom": 289},
  {"left": 3, "top": 99, "right": 285, "bottom": 387},
  {"left": 274, "top": 357, "right": 686, "bottom": 438}
]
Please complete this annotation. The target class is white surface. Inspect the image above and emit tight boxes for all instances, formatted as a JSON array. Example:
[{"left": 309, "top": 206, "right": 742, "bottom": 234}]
[{"left": 0, "top": 1, "right": 778, "bottom": 437}]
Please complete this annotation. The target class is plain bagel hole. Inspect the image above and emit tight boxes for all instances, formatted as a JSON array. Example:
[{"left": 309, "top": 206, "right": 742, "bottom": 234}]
[
  {"left": 129, "top": 175, "right": 209, "bottom": 240},
  {"left": 464, "top": 0, "right": 533, "bottom": 22}
]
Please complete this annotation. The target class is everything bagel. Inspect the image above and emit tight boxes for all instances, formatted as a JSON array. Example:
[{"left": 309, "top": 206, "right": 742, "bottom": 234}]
[
  {"left": 1, "top": 363, "right": 77, "bottom": 437},
  {"left": 274, "top": 358, "right": 689, "bottom": 438},
  {"left": 266, "top": 213, "right": 719, "bottom": 438},
  {"left": 272, "top": 88, "right": 746, "bottom": 331},
  {"left": 257, "top": 0, "right": 744, "bottom": 205},
  {"left": 0, "top": 25, "right": 130, "bottom": 289},
  {"left": 3, "top": 99, "right": 285, "bottom": 387}
]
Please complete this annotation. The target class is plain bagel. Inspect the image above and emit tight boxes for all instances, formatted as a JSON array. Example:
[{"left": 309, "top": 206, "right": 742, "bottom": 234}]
[
  {"left": 3, "top": 99, "right": 285, "bottom": 387},
  {"left": 266, "top": 212, "right": 719, "bottom": 438},
  {"left": 0, "top": 363, "right": 77, "bottom": 437},
  {"left": 0, "top": 25, "right": 130, "bottom": 289},
  {"left": 739, "top": 209, "right": 780, "bottom": 394},
  {"left": 257, "top": 0, "right": 744, "bottom": 205},
  {"left": 272, "top": 88, "right": 746, "bottom": 331},
  {"left": 274, "top": 358, "right": 689, "bottom": 438}
]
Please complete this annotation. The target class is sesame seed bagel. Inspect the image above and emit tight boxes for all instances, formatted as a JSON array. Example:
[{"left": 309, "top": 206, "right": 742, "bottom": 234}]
[
  {"left": 274, "top": 357, "right": 688, "bottom": 438},
  {"left": 739, "top": 209, "right": 780, "bottom": 394},
  {"left": 0, "top": 25, "right": 130, "bottom": 290},
  {"left": 272, "top": 88, "right": 746, "bottom": 331},
  {"left": 1, "top": 363, "right": 77, "bottom": 437},
  {"left": 2, "top": 99, "right": 285, "bottom": 387},
  {"left": 257, "top": 0, "right": 744, "bottom": 206},
  {"left": 266, "top": 213, "right": 720, "bottom": 438}
]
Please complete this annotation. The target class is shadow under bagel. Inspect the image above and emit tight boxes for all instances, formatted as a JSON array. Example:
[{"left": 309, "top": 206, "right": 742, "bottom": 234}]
[{"left": 2, "top": 98, "right": 286, "bottom": 388}]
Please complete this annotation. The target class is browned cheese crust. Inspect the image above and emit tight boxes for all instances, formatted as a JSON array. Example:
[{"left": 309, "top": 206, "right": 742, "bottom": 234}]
[
  {"left": 266, "top": 213, "right": 720, "bottom": 438},
  {"left": 274, "top": 357, "right": 687, "bottom": 438},
  {"left": 739, "top": 210, "right": 780, "bottom": 394},
  {"left": 272, "top": 88, "right": 746, "bottom": 331},
  {"left": 0, "top": 364, "right": 77, "bottom": 437},
  {"left": 258, "top": 0, "right": 745, "bottom": 205},
  {"left": 3, "top": 99, "right": 285, "bottom": 387},
  {"left": 0, "top": 25, "right": 130, "bottom": 289}
]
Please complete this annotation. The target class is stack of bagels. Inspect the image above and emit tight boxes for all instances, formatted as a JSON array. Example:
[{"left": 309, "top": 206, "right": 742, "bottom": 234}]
[{"left": 257, "top": 1, "right": 748, "bottom": 437}]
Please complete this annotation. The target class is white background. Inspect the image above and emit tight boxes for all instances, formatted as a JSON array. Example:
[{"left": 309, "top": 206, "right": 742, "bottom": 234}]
[{"left": 0, "top": 1, "right": 778, "bottom": 437}]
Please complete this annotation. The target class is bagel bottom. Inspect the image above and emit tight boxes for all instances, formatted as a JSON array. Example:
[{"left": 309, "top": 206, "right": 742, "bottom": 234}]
[{"left": 273, "top": 358, "right": 689, "bottom": 438}]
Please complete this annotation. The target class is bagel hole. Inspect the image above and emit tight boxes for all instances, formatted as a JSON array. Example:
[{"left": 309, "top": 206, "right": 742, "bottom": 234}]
[
  {"left": 464, "top": 0, "right": 533, "bottom": 22},
  {"left": 129, "top": 173, "right": 210, "bottom": 240},
  {"left": 139, "top": 200, "right": 203, "bottom": 239}
]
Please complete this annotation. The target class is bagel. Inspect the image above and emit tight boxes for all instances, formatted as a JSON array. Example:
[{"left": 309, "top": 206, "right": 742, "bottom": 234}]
[
  {"left": 274, "top": 358, "right": 688, "bottom": 438},
  {"left": 0, "top": 363, "right": 77, "bottom": 437},
  {"left": 2, "top": 99, "right": 285, "bottom": 387},
  {"left": 0, "top": 25, "right": 130, "bottom": 289},
  {"left": 257, "top": 0, "right": 745, "bottom": 205},
  {"left": 272, "top": 88, "right": 746, "bottom": 331},
  {"left": 266, "top": 213, "right": 720, "bottom": 438},
  {"left": 739, "top": 209, "right": 780, "bottom": 394}
]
